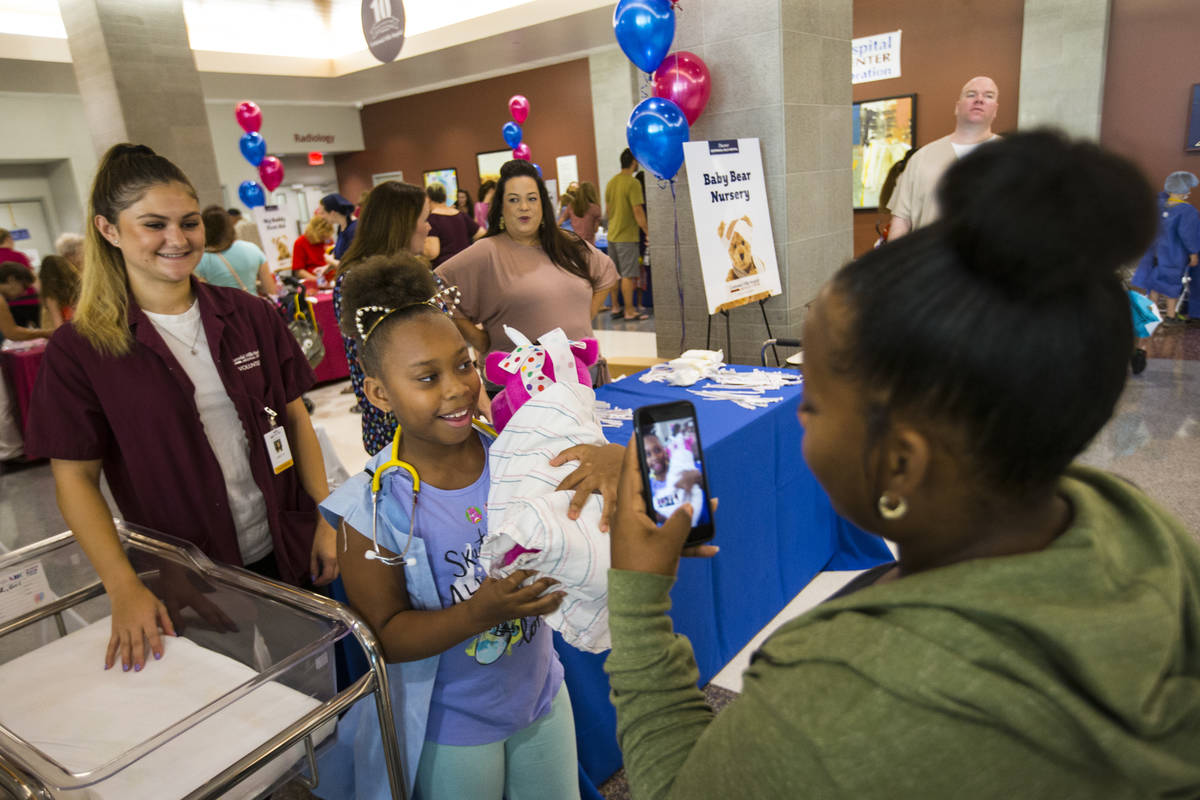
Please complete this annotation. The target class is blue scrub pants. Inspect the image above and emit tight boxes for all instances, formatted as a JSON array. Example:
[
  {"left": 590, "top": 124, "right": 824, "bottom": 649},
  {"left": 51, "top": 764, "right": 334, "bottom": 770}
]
[{"left": 413, "top": 685, "right": 580, "bottom": 800}]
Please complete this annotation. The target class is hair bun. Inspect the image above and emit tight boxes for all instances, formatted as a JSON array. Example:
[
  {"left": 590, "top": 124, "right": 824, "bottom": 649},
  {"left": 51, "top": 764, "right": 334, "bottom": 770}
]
[{"left": 935, "top": 130, "right": 1156, "bottom": 300}]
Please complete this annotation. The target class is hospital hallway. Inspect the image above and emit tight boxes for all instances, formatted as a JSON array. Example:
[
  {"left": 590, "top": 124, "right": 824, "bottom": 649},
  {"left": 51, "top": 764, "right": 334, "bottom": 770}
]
[{"left": 1, "top": 320, "right": 1197, "bottom": 799}]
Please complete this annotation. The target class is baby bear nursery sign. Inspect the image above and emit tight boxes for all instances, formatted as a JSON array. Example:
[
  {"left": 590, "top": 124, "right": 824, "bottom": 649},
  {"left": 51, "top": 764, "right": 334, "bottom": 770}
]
[{"left": 683, "top": 139, "right": 782, "bottom": 314}]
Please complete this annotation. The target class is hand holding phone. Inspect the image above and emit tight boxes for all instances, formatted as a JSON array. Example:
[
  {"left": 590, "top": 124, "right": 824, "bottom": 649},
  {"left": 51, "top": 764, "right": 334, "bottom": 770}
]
[{"left": 611, "top": 432, "right": 719, "bottom": 577}]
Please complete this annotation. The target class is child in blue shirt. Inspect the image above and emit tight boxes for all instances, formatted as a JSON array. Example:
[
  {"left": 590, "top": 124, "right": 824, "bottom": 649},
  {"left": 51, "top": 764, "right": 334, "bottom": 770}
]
[{"left": 317, "top": 253, "right": 581, "bottom": 800}]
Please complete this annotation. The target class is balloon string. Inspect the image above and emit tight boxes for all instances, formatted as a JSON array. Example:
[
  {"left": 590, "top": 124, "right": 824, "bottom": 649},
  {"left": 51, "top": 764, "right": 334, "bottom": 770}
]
[
  {"left": 640, "top": 71, "right": 652, "bottom": 101},
  {"left": 670, "top": 178, "right": 685, "bottom": 353}
]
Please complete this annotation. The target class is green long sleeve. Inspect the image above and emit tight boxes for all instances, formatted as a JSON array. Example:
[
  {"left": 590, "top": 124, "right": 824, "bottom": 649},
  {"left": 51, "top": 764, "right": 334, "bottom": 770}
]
[
  {"left": 604, "top": 569, "right": 713, "bottom": 800},
  {"left": 601, "top": 468, "right": 1200, "bottom": 798}
]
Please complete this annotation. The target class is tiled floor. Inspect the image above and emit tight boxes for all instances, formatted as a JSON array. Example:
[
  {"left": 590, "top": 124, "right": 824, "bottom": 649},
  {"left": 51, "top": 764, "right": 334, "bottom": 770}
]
[{"left": 2, "top": 317, "right": 1196, "bottom": 800}]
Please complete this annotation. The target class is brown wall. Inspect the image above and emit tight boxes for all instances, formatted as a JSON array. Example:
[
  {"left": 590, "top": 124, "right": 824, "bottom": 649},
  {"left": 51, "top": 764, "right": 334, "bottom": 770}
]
[
  {"left": 335, "top": 59, "right": 598, "bottom": 207},
  {"left": 1101, "top": 0, "right": 1200, "bottom": 200},
  {"left": 851, "top": 0, "right": 1025, "bottom": 255}
]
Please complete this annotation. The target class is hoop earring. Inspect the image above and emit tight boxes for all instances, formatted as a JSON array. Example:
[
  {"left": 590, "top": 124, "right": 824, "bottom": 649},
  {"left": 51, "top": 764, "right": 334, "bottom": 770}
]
[{"left": 877, "top": 494, "right": 908, "bottom": 520}]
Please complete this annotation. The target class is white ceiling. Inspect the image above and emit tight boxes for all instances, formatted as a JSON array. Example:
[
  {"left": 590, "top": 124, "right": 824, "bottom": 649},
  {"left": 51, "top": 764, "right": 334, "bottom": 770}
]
[{"left": 0, "top": 0, "right": 619, "bottom": 104}]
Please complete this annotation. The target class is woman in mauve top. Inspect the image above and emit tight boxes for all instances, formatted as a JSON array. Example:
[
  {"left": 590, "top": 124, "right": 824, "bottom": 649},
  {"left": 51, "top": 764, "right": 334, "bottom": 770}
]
[{"left": 436, "top": 160, "right": 616, "bottom": 376}]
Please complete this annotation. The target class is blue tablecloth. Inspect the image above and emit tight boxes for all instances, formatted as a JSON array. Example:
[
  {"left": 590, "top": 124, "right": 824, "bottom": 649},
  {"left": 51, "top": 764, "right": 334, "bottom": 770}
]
[{"left": 559, "top": 366, "right": 894, "bottom": 788}]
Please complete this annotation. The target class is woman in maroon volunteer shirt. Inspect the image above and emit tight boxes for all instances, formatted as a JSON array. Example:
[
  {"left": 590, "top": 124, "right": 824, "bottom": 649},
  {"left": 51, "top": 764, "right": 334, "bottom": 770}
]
[{"left": 26, "top": 144, "right": 339, "bottom": 673}]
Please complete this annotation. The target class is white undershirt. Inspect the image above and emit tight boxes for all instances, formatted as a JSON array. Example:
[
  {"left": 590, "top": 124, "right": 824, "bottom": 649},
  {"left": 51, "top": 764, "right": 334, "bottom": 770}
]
[
  {"left": 951, "top": 141, "right": 985, "bottom": 159},
  {"left": 143, "top": 301, "right": 273, "bottom": 564}
]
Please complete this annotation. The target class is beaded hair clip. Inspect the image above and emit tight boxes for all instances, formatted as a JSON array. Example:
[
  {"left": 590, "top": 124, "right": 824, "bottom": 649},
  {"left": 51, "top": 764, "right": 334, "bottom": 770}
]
[{"left": 354, "top": 284, "right": 463, "bottom": 346}]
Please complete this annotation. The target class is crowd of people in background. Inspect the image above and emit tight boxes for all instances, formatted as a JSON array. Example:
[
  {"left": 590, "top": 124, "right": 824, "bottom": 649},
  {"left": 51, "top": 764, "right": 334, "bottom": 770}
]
[
  {"left": 0, "top": 118, "right": 1198, "bottom": 799},
  {"left": 0, "top": 145, "right": 659, "bottom": 358}
]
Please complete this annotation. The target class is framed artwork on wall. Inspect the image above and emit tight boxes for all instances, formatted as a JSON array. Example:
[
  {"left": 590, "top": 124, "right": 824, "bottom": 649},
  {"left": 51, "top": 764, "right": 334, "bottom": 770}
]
[
  {"left": 476, "top": 149, "right": 512, "bottom": 186},
  {"left": 852, "top": 93, "right": 916, "bottom": 210},
  {"left": 423, "top": 168, "right": 458, "bottom": 201},
  {"left": 1186, "top": 84, "right": 1200, "bottom": 153}
]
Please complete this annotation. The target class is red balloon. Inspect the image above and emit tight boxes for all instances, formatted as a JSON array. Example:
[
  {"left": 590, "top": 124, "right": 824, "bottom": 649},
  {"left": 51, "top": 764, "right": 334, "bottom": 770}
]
[
  {"left": 652, "top": 51, "right": 711, "bottom": 125},
  {"left": 258, "top": 156, "right": 284, "bottom": 192},
  {"left": 234, "top": 100, "right": 262, "bottom": 134},
  {"left": 512, "top": 143, "right": 532, "bottom": 161},
  {"left": 508, "top": 94, "right": 530, "bottom": 124}
]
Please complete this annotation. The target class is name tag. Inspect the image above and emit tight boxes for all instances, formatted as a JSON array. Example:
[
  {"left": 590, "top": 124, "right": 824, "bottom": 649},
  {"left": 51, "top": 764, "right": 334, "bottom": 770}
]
[{"left": 264, "top": 426, "right": 293, "bottom": 474}]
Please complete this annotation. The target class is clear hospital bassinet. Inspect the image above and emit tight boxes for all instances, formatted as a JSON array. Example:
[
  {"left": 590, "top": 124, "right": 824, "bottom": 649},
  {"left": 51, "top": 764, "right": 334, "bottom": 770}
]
[{"left": 0, "top": 522, "right": 406, "bottom": 799}]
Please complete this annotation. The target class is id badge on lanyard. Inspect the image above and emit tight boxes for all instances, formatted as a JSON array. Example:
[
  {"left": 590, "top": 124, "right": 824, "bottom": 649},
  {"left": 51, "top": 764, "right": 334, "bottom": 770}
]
[{"left": 263, "top": 406, "right": 293, "bottom": 474}]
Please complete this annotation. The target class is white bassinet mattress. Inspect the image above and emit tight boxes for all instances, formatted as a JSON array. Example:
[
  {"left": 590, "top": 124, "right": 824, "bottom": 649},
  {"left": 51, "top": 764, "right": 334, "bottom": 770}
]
[{"left": 0, "top": 617, "right": 334, "bottom": 799}]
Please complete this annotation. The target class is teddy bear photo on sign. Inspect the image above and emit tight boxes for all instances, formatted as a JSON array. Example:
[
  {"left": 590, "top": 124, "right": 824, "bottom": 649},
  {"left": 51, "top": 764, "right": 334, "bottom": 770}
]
[
  {"left": 274, "top": 236, "right": 290, "bottom": 262},
  {"left": 718, "top": 215, "right": 764, "bottom": 282}
]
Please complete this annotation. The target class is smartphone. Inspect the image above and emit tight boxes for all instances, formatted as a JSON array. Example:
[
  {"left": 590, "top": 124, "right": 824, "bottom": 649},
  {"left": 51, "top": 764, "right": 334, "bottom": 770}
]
[{"left": 634, "top": 401, "right": 715, "bottom": 546}]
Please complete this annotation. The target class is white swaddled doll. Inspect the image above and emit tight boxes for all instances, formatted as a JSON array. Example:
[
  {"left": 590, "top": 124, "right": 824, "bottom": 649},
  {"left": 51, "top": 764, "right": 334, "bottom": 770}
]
[{"left": 478, "top": 326, "right": 613, "bottom": 652}]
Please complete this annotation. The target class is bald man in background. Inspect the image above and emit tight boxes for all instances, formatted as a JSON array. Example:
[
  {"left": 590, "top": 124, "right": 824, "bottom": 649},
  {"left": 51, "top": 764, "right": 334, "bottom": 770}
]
[{"left": 887, "top": 76, "right": 1001, "bottom": 240}]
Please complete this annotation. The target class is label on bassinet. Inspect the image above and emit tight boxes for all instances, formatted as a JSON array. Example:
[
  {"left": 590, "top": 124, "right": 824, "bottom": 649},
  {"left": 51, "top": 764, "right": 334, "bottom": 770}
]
[{"left": 0, "top": 562, "right": 54, "bottom": 623}]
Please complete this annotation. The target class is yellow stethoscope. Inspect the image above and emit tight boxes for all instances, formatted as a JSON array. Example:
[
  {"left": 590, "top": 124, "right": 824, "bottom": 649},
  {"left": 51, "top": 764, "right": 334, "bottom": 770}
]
[{"left": 365, "top": 418, "right": 497, "bottom": 567}]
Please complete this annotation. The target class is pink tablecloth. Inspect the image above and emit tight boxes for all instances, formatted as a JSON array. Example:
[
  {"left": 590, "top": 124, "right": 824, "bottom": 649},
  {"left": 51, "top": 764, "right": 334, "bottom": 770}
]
[
  {"left": 1, "top": 340, "right": 47, "bottom": 430},
  {"left": 310, "top": 291, "right": 350, "bottom": 384}
]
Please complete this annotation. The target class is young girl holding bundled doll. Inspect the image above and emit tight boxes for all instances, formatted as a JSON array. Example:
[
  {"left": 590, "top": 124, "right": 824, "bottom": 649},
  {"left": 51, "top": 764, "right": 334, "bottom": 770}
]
[{"left": 318, "top": 253, "right": 581, "bottom": 800}]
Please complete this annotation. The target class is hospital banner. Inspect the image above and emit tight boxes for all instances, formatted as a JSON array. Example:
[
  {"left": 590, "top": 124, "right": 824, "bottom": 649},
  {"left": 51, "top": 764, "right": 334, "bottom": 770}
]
[
  {"left": 253, "top": 204, "right": 296, "bottom": 273},
  {"left": 852, "top": 30, "right": 901, "bottom": 84},
  {"left": 682, "top": 138, "right": 782, "bottom": 314}
]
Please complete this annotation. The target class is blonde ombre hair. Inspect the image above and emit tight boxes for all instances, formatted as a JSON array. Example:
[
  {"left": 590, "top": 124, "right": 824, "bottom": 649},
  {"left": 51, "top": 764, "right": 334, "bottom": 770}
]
[
  {"left": 304, "top": 215, "right": 334, "bottom": 244},
  {"left": 74, "top": 144, "right": 197, "bottom": 356}
]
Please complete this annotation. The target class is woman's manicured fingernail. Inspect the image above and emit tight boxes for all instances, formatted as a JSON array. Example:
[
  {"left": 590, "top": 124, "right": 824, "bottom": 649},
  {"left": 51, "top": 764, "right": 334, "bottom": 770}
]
[
  {"left": 122, "top": 663, "right": 130, "bottom": 672},
  {"left": 154, "top": 651, "right": 162, "bottom": 660},
  {"left": 105, "top": 663, "right": 111, "bottom": 670},
  {"left": 134, "top": 663, "right": 142, "bottom": 672}
]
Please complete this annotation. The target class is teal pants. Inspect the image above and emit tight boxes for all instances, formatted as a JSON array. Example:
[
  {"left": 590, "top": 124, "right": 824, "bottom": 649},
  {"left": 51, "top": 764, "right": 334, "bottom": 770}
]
[{"left": 413, "top": 685, "right": 580, "bottom": 800}]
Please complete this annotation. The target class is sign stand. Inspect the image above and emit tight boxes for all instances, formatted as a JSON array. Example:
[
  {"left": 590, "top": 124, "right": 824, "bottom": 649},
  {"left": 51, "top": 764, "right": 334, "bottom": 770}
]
[{"left": 705, "top": 297, "right": 776, "bottom": 363}]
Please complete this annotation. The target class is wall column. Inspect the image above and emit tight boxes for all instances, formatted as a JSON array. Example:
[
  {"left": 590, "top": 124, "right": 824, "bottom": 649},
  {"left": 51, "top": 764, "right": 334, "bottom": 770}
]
[
  {"left": 589, "top": 47, "right": 640, "bottom": 187},
  {"left": 1017, "top": 0, "right": 1111, "bottom": 139},
  {"left": 646, "top": 0, "right": 852, "bottom": 361},
  {"left": 58, "top": 0, "right": 222, "bottom": 205}
]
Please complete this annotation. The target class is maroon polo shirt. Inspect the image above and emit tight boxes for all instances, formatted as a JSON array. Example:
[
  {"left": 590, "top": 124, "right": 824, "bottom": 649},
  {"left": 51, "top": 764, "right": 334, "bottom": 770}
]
[{"left": 26, "top": 279, "right": 318, "bottom": 585}]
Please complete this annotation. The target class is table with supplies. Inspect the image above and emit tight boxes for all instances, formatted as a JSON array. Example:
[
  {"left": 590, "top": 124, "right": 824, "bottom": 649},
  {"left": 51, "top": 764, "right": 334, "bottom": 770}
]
[{"left": 560, "top": 365, "right": 895, "bottom": 790}]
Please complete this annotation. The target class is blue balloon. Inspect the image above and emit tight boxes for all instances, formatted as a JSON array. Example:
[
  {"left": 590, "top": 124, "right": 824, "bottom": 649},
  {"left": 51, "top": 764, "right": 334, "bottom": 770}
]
[
  {"left": 613, "top": 0, "right": 675, "bottom": 73},
  {"left": 626, "top": 97, "right": 689, "bottom": 181},
  {"left": 502, "top": 121, "right": 523, "bottom": 149},
  {"left": 239, "top": 131, "right": 266, "bottom": 166},
  {"left": 238, "top": 180, "right": 265, "bottom": 208}
]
